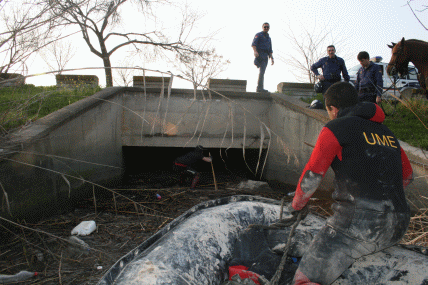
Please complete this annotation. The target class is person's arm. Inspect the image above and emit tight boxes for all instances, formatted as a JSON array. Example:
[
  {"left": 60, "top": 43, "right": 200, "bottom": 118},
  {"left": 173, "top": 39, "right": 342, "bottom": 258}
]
[
  {"left": 202, "top": 156, "right": 212, "bottom": 163},
  {"left": 375, "top": 65, "right": 383, "bottom": 103},
  {"left": 310, "top": 59, "right": 322, "bottom": 76},
  {"left": 269, "top": 40, "right": 274, "bottom": 65},
  {"left": 252, "top": 34, "right": 259, "bottom": 58},
  {"left": 252, "top": 45, "right": 259, "bottom": 58},
  {"left": 269, "top": 52, "right": 274, "bottom": 65},
  {"left": 311, "top": 59, "right": 324, "bottom": 80},
  {"left": 341, "top": 59, "right": 350, "bottom": 82},
  {"left": 355, "top": 69, "right": 361, "bottom": 91},
  {"left": 400, "top": 147, "right": 413, "bottom": 188},
  {"left": 292, "top": 127, "right": 342, "bottom": 210}
]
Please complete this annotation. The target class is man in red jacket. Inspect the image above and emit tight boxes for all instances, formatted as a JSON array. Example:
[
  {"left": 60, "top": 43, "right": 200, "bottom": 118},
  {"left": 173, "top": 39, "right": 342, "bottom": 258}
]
[{"left": 291, "top": 82, "right": 413, "bottom": 285}]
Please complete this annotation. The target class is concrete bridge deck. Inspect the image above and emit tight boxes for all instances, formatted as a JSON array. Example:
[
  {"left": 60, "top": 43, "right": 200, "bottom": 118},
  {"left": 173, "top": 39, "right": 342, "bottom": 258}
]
[{"left": 0, "top": 84, "right": 427, "bottom": 221}]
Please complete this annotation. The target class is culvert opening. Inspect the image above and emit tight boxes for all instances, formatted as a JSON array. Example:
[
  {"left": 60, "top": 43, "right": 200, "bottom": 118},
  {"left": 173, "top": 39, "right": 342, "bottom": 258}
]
[{"left": 122, "top": 146, "right": 268, "bottom": 188}]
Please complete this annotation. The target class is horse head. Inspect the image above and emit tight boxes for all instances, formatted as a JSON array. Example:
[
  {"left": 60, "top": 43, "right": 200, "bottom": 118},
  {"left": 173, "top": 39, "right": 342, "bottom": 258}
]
[{"left": 387, "top": 37, "right": 410, "bottom": 77}]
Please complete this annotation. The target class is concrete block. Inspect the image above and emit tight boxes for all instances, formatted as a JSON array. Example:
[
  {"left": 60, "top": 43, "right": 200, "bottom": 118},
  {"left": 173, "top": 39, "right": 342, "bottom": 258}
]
[
  {"left": 277, "top": 82, "right": 316, "bottom": 98},
  {"left": 56, "top": 74, "right": 99, "bottom": 88},
  {"left": 207, "top": 78, "right": 247, "bottom": 92},
  {"left": 133, "top": 76, "right": 171, "bottom": 89},
  {"left": 0, "top": 73, "right": 25, "bottom": 87}
]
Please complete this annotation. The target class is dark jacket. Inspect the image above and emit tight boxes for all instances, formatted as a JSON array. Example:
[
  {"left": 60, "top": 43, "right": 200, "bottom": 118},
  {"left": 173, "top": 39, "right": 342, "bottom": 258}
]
[
  {"left": 292, "top": 102, "right": 412, "bottom": 236},
  {"left": 355, "top": 61, "right": 383, "bottom": 97},
  {"left": 175, "top": 148, "right": 204, "bottom": 166},
  {"left": 251, "top": 31, "right": 273, "bottom": 55},
  {"left": 311, "top": 56, "right": 350, "bottom": 82}
]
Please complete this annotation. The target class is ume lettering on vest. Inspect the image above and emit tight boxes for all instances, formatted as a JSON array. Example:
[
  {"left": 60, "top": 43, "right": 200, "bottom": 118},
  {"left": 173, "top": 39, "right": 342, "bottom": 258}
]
[{"left": 363, "top": 132, "right": 397, "bottom": 148}]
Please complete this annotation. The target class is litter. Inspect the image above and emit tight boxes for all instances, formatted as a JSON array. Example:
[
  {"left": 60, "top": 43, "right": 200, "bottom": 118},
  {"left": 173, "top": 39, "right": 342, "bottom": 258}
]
[
  {"left": 0, "top": 271, "right": 37, "bottom": 283},
  {"left": 71, "top": 220, "right": 96, "bottom": 236}
]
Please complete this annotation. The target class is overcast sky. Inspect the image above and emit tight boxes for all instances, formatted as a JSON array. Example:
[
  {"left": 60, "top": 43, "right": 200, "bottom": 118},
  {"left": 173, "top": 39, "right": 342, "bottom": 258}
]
[{"left": 26, "top": 0, "right": 428, "bottom": 92}]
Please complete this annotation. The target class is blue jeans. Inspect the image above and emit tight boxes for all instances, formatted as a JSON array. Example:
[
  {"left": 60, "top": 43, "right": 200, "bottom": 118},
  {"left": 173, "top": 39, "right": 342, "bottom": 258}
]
[{"left": 256, "top": 53, "right": 269, "bottom": 91}]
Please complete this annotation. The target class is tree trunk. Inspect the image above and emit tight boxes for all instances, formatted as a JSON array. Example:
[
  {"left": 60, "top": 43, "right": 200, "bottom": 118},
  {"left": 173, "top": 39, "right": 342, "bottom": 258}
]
[
  {"left": 97, "top": 34, "right": 113, "bottom": 87},
  {"left": 102, "top": 55, "right": 113, "bottom": 87}
]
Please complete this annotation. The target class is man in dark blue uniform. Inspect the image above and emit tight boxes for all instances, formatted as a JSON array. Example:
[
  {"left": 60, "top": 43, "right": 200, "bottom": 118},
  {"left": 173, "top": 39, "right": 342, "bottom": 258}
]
[
  {"left": 311, "top": 45, "right": 350, "bottom": 94},
  {"left": 252, "top": 22, "right": 274, "bottom": 93},
  {"left": 355, "top": 51, "right": 383, "bottom": 104}
]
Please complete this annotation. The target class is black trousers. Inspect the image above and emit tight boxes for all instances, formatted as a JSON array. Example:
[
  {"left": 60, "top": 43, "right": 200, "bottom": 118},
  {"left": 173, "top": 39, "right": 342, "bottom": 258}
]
[
  {"left": 358, "top": 92, "right": 377, "bottom": 103},
  {"left": 321, "top": 80, "right": 340, "bottom": 95},
  {"left": 172, "top": 164, "right": 199, "bottom": 189}
]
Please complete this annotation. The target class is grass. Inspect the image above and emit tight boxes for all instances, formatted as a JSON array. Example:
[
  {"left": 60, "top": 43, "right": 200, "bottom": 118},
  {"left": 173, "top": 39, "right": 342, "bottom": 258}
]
[
  {"left": 302, "top": 94, "right": 428, "bottom": 150},
  {"left": 0, "top": 84, "right": 102, "bottom": 133},
  {"left": 382, "top": 98, "right": 428, "bottom": 150}
]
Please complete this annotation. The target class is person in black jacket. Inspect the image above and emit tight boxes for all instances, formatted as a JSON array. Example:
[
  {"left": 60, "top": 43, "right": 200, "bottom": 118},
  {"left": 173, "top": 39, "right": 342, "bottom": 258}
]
[
  {"left": 311, "top": 45, "right": 350, "bottom": 95},
  {"left": 291, "top": 82, "right": 413, "bottom": 285},
  {"left": 173, "top": 145, "right": 212, "bottom": 189},
  {"left": 355, "top": 51, "right": 383, "bottom": 104}
]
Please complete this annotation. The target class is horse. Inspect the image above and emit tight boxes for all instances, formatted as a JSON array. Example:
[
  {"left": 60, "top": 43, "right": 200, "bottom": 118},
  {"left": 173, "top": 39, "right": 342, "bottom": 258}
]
[{"left": 387, "top": 37, "right": 428, "bottom": 99}]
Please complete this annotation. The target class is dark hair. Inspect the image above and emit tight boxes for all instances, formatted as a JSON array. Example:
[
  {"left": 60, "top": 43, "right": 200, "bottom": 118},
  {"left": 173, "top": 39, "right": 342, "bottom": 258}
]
[
  {"left": 196, "top": 145, "right": 204, "bottom": 151},
  {"left": 327, "top": 45, "right": 335, "bottom": 50},
  {"left": 357, "top": 51, "right": 370, "bottom": 60},
  {"left": 263, "top": 22, "right": 270, "bottom": 26},
  {"left": 324, "top": 82, "right": 358, "bottom": 109}
]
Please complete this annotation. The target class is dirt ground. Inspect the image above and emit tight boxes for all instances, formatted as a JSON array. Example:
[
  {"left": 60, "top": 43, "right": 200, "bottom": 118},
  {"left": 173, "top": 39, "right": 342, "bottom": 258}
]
[
  {"left": 3, "top": 170, "right": 425, "bottom": 285},
  {"left": 1, "top": 171, "right": 317, "bottom": 285}
]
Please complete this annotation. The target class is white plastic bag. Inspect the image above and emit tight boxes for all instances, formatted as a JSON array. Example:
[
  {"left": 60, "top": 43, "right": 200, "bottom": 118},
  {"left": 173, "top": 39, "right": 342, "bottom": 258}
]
[
  {"left": 71, "top": 220, "right": 96, "bottom": 236},
  {"left": 0, "top": 271, "right": 37, "bottom": 283}
]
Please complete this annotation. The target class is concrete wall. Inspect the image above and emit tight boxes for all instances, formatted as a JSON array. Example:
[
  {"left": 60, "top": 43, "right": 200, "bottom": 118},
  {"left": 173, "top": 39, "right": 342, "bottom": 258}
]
[
  {"left": 0, "top": 85, "right": 427, "bottom": 221},
  {"left": 0, "top": 87, "right": 272, "bottom": 221},
  {"left": 120, "top": 89, "right": 271, "bottom": 148},
  {"left": 266, "top": 93, "right": 335, "bottom": 190},
  {"left": 0, "top": 88, "right": 125, "bottom": 220}
]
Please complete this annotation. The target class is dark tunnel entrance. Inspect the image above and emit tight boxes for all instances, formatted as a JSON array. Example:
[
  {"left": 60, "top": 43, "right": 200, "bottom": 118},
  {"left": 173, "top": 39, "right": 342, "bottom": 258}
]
[{"left": 122, "top": 146, "right": 268, "bottom": 189}]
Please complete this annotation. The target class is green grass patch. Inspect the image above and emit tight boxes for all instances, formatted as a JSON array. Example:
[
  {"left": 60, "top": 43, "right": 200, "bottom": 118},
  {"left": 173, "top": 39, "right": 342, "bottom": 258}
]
[
  {"left": 301, "top": 95, "right": 428, "bottom": 150},
  {"left": 382, "top": 99, "right": 428, "bottom": 150},
  {"left": 301, "top": 93, "right": 324, "bottom": 108},
  {"left": 0, "top": 84, "right": 102, "bottom": 132}
]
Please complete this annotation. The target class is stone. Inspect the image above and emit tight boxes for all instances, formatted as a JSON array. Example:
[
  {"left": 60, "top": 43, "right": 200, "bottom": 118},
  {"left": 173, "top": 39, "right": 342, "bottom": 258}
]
[
  {"left": 237, "top": 180, "right": 271, "bottom": 192},
  {"left": 0, "top": 73, "right": 25, "bottom": 87},
  {"left": 277, "top": 82, "right": 316, "bottom": 98},
  {"left": 207, "top": 78, "right": 247, "bottom": 92},
  {"left": 56, "top": 74, "right": 99, "bottom": 88},
  {"left": 133, "top": 76, "right": 171, "bottom": 89}
]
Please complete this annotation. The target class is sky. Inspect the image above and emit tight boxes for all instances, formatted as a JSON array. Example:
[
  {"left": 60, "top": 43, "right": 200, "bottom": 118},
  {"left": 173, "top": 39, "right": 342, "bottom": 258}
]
[{"left": 24, "top": 0, "right": 428, "bottom": 92}]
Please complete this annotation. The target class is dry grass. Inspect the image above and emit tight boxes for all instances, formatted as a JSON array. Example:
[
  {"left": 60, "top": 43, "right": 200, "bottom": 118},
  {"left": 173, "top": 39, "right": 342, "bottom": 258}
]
[{"left": 402, "top": 208, "right": 428, "bottom": 247}]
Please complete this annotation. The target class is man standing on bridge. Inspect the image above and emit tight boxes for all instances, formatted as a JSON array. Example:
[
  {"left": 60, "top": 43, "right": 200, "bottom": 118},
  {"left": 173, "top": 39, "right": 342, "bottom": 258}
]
[
  {"left": 289, "top": 82, "right": 413, "bottom": 285},
  {"left": 311, "top": 45, "right": 350, "bottom": 95},
  {"left": 355, "top": 51, "right": 383, "bottom": 104},
  {"left": 252, "top": 22, "right": 274, "bottom": 93}
]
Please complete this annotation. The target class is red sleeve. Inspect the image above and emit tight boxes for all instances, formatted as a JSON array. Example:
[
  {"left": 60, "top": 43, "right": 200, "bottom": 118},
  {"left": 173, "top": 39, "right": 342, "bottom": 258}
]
[
  {"left": 292, "top": 127, "right": 342, "bottom": 210},
  {"left": 400, "top": 147, "right": 413, "bottom": 188}
]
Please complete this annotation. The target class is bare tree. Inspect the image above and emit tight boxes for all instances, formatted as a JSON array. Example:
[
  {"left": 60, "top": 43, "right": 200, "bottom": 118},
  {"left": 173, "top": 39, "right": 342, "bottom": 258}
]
[
  {"left": 0, "top": 0, "right": 60, "bottom": 75},
  {"left": 113, "top": 58, "right": 135, "bottom": 86},
  {"left": 48, "top": 0, "right": 212, "bottom": 87},
  {"left": 278, "top": 23, "right": 352, "bottom": 84},
  {"left": 407, "top": 0, "right": 428, "bottom": 30},
  {"left": 173, "top": 45, "right": 230, "bottom": 89},
  {"left": 40, "top": 40, "right": 76, "bottom": 74}
]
